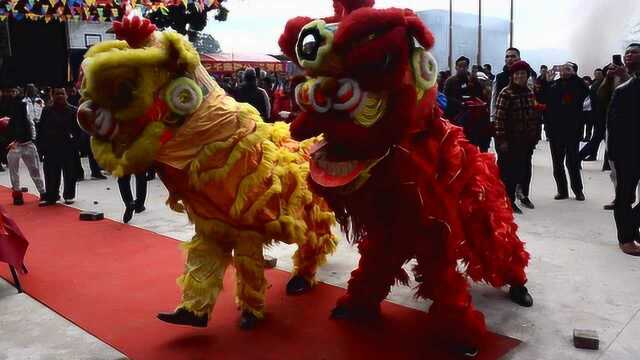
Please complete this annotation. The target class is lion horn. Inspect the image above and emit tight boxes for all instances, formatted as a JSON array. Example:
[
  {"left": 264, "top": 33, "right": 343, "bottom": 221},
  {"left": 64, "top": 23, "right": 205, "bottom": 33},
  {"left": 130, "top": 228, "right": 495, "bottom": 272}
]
[
  {"left": 334, "top": 0, "right": 375, "bottom": 16},
  {"left": 112, "top": 16, "right": 157, "bottom": 48}
]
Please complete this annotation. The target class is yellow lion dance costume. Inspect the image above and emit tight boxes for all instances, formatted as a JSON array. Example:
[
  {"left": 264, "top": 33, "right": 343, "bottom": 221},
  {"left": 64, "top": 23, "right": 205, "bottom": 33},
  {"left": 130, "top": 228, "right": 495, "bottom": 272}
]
[{"left": 77, "top": 17, "right": 337, "bottom": 329}]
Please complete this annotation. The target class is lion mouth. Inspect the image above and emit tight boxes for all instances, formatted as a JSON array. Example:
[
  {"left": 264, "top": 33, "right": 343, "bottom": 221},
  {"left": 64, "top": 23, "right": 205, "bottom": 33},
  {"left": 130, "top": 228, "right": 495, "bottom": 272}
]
[{"left": 309, "top": 141, "right": 378, "bottom": 188}]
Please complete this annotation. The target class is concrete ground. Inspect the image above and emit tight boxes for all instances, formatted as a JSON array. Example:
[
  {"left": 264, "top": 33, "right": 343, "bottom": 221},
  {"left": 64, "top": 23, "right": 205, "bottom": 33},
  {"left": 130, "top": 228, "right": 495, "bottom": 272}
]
[{"left": 1, "top": 141, "right": 639, "bottom": 360}]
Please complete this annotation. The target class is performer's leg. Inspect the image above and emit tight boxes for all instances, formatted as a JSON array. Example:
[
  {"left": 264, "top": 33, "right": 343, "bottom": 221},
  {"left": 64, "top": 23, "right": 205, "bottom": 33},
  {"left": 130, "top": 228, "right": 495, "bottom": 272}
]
[
  {"left": 333, "top": 234, "right": 409, "bottom": 317},
  {"left": 233, "top": 237, "right": 267, "bottom": 329},
  {"left": 414, "top": 236, "right": 487, "bottom": 352},
  {"left": 288, "top": 220, "right": 337, "bottom": 294},
  {"left": 179, "top": 234, "right": 232, "bottom": 315}
]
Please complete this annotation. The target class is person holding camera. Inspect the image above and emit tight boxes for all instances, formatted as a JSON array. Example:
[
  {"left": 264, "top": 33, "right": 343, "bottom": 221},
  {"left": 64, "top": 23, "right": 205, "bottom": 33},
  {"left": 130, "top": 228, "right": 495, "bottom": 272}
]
[
  {"left": 606, "top": 43, "right": 640, "bottom": 256},
  {"left": 545, "top": 62, "right": 589, "bottom": 201}
]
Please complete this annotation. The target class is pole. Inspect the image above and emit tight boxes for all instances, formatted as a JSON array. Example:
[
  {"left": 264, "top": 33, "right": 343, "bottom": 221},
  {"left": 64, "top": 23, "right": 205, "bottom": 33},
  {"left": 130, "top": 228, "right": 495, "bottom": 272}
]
[
  {"left": 477, "top": 0, "right": 482, "bottom": 66},
  {"left": 509, "top": 0, "right": 514, "bottom": 48},
  {"left": 448, "top": 0, "right": 453, "bottom": 71}
]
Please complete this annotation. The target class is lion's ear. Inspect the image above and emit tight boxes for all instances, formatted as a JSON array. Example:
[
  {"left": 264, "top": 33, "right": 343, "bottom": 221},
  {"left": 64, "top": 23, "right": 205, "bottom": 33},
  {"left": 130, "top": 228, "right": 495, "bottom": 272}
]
[{"left": 162, "top": 32, "right": 200, "bottom": 74}]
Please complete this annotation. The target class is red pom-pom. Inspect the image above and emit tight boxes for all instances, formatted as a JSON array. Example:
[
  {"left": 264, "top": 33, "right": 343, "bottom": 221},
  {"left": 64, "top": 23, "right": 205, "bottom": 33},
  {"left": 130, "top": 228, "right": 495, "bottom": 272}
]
[
  {"left": 335, "top": 0, "right": 375, "bottom": 14},
  {"left": 113, "top": 16, "right": 157, "bottom": 48}
]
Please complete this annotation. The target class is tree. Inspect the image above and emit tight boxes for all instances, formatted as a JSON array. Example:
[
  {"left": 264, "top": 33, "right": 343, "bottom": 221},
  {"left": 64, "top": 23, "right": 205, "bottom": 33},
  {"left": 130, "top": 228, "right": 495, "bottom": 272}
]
[{"left": 193, "top": 33, "right": 222, "bottom": 54}]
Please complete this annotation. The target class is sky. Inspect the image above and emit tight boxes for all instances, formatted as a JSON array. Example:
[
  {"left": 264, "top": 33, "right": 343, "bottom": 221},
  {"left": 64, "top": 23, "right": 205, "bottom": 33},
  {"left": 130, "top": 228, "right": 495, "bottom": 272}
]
[{"left": 203, "top": 0, "right": 640, "bottom": 73}]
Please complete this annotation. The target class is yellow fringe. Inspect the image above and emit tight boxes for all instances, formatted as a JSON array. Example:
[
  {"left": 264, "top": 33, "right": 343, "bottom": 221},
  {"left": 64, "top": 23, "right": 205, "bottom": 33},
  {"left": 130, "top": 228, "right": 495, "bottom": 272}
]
[{"left": 91, "top": 121, "right": 167, "bottom": 177}]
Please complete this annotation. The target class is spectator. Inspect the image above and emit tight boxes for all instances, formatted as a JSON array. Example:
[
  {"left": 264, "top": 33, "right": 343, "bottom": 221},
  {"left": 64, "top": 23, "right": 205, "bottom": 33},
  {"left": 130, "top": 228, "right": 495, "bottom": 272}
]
[
  {"left": 580, "top": 68, "right": 607, "bottom": 162},
  {"left": 599, "top": 62, "right": 632, "bottom": 210},
  {"left": 118, "top": 173, "right": 148, "bottom": 223},
  {"left": 235, "top": 68, "right": 271, "bottom": 121},
  {"left": 66, "top": 86, "right": 81, "bottom": 107},
  {"left": 581, "top": 78, "right": 594, "bottom": 142},
  {"left": 546, "top": 62, "right": 589, "bottom": 201},
  {"left": 443, "top": 56, "right": 483, "bottom": 122},
  {"left": 4, "top": 87, "right": 45, "bottom": 205},
  {"left": 23, "top": 84, "right": 44, "bottom": 126},
  {"left": 536, "top": 65, "right": 553, "bottom": 140},
  {"left": 483, "top": 63, "right": 495, "bottom": 81},
  {"left": 606, "top": 43, "right": 640, "bottom": 256},
  {"left": 37, "top": 87, "right": 80, "bottom": 206},
  {"left": 494, "top": 61, "right": 541, "bottom": 213},
  {"left": 491, "top": 48, "right": 523, "bottom": 123}
]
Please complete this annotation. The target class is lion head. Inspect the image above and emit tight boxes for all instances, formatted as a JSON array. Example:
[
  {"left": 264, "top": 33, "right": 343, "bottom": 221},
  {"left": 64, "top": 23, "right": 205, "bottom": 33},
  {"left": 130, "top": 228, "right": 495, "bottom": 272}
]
[
  {"left": 78, "top": 16, "right": 209, "bottom": 177},
  {"left": 278, "top": 0, "right": 439, "bottom": 190}
]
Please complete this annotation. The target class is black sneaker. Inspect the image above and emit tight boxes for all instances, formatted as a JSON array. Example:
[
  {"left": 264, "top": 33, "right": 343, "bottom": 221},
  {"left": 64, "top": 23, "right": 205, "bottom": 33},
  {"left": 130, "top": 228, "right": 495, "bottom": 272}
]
[
  {"left": 92, "top": 174, "right": 107, "bottom": 180},
  {"left": 603, "top": 202, "right": 616, "bottom": 210},
  {"left": 134, "top": 205, "right": 146, "bottom": 214},
  {"left": 511, "top": 202, "right": 523, "bottom": 214},
  {"left": 123, "top": 206, "right": 135, "bottom": 223},
  {"left": 64, "top": 199, "right": 75, "bottom": 205},
  {"left": 520, "top": 197, "right": 535, "bottom": 209},
  {"left": 575, "top": 192, "right": 586, "bottom": 201},
  {"left": 554, "top": 193, "right": 569, "bottom": 200}
]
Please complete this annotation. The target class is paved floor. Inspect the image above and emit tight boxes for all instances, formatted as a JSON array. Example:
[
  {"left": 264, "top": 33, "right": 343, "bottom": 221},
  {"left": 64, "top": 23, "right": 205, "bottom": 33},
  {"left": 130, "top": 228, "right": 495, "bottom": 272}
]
[{"left": 1, "top": 141, "right": 639, "bottom": 360}]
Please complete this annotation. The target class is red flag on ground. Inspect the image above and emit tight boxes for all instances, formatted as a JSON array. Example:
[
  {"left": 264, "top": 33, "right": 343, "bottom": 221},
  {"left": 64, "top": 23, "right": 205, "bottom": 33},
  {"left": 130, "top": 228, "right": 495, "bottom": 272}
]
[{"left": 0, "top": 206, "right": 28, "bottom": 272}]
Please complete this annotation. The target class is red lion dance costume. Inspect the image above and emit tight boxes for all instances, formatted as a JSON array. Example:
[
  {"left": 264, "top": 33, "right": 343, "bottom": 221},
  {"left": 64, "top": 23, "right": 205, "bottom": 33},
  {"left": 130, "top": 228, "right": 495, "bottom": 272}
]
[{"left": 279, "top": 0, "right": 532, "bottom": 354}]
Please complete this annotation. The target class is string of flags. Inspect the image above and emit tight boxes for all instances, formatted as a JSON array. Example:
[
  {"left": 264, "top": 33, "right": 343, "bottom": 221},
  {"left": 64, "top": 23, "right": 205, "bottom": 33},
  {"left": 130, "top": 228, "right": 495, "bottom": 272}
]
[{"left": 0, "top": 0, "right": 225, "bottom": 23}]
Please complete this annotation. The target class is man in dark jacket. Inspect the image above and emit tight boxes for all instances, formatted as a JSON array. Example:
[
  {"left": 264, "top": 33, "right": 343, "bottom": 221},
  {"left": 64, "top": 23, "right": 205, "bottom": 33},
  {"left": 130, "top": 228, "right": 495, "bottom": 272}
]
[
  {"left": 444, "top": 56, "right": 483, "bottom": 121},
  {"left": 545, "top": 62, "right": 589, "bottom": 201},
  {"left": 37, "top": 87, "right": 80, "bottom": 206},
  {"left": 4, "top": 87, "right": 45, "bottom": 205},
  {"left": 607, "top": 43, "right": 640, "bottom": 256},
  {"left": 235, "top": 68, "right": 271, "bottom": 122}
]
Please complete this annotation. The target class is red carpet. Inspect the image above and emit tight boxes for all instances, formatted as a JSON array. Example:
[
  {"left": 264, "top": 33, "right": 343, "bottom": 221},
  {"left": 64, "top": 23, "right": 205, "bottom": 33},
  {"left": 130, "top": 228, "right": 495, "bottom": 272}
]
[{"left": 0, "top": 187, "right": 520, "bottom": 360}]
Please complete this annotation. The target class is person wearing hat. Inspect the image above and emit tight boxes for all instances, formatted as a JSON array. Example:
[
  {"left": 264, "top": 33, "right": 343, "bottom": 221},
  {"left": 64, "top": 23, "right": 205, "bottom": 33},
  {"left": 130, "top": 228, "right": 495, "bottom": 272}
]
[
  {"left": 494, "top": 60, "right": 542, "bottom": 214},
  {"left": 545, "top": 62, "right": 589, "bottom": 201}
]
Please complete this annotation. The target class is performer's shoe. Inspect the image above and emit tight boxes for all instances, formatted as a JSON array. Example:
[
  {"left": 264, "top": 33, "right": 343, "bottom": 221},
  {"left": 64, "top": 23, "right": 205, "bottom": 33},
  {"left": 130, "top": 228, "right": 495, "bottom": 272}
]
[
  {"left": 520, "top": 197, "right": 535, "bottom": 209},
  {"left": 511, "top": 202, "right": 523, "bottom": 214},
  {"left": 619, "top": 242, "right": 640, "bottom": 256},
  {"left": 134, "top": 204, "right": 146, "bottom": 214},
  {"left": 575, "top": 192, "right": 586, "bottom": 201},
  {"left": 583, "top": 156, "right": 597, "bottom": 162},
  {"left": 12, "top": 191, "right": 24, "bottom": 205},
  {"left": 92, "top": 174, "right": 107, "bottom": 180},
  {"left": 459, "top": 346, "right": 479, "bottom": 357},
  {"left": 123, "top": 205, "right": 135, "bottom": 223},
  {"left": 330, "top": 303, "right": 380, "bottom": 320},
  {"left": 286, "top": 275, "right": 312, "bottom": 295},
  {"left": 554, "top": 193, "right": 569, "bottom": 200},
  {"left": 239, "top": 311, "right": 259, "bottom": 330},
  {"left": 509, "top": 285, "right": 533, "bottom": 307},
  {"left": 604, "top": 202, "right": 616, "bottom": 210},
  {"left": 157, "top": 308, "right": 208, "bottom": 327}
]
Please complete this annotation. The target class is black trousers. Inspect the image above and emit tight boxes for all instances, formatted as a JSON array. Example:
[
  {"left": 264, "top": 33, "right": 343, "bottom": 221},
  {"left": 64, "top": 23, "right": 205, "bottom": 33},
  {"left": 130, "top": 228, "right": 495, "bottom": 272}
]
[
  {"left": 72, "top": 150, "right": 84, "bottom": 180},
  {"left": 518, "top": 146, "right": 535, "bottom": 198},
  {"left": 498, "top": 145, "right": 535, "bottom": 202},
  {"left": 579, "top": 115, "right": 606, "bottom": 159},
  {"left": 613, "top": 162, "right": 640, "bottom": 244},
  {"left": 43, "top": 155, "right": 77, "bottom": 201},
  {"left": 88, "top": 150, "right": 102, "bottom": 177},
  {"left": 117, "top": 173, "right": 147, "bottom": 208},
  {"left": 550, "top": 138, "right": 583, "bottom": 196}
]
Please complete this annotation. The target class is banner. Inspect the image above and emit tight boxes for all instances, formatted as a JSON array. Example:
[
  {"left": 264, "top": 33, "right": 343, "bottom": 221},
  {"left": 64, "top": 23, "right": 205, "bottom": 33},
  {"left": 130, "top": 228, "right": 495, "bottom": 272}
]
[{"left": 0, "top": 0, "right": 223, "bottom": 23}]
